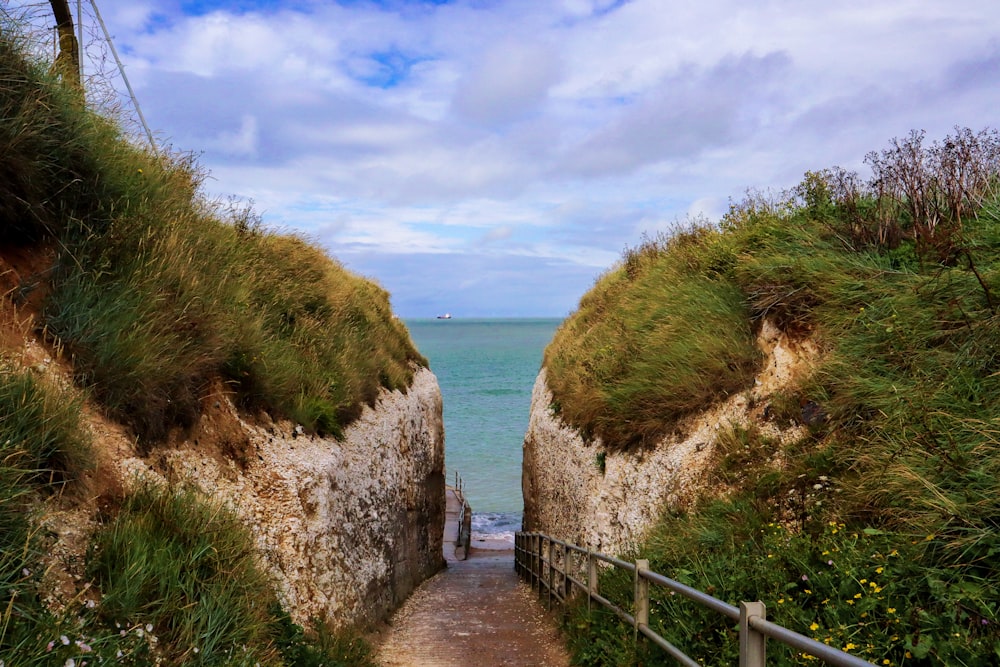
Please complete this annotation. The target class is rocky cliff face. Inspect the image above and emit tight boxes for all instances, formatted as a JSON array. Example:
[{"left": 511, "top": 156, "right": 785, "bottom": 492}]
[
  {"left": 521, "top": 321, "right": 814, "bottom": 556},
  {"left": 46, "top": 363, "right": 446, "bottom": 629}
]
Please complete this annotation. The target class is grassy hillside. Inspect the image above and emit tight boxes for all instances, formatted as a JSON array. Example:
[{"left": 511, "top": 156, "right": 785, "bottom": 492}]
[
  {"left": 1, "top": 31, "right": 424, "bottom": 442},
  {"left": 549, "top": 129, "right": 1000, "bottom": 665},
  {"left": 0, "top": 23, "right": 417, "bottom": 665}
]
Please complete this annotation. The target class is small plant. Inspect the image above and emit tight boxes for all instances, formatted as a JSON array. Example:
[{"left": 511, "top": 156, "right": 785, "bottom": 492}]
[{"left": 594, "top": 451, "right": 606, "bottom": 475}]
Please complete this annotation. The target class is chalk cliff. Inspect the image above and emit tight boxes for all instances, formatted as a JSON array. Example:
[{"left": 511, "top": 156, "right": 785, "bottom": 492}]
[
  {"left": 521, "top": 320, "right": 815, "bottom": 556},
  {"left": 43, "top": 359, "right": 445, "bottom": 629}
]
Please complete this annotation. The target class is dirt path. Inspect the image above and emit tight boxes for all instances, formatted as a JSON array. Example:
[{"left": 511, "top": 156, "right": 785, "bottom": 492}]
[{"left": 375, "top": 490, "right": 571, "bottom": 667}]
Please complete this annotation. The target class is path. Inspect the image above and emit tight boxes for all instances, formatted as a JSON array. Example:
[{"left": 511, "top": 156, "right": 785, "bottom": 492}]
[{"left": 375, "top": 489, "right": 571, "bottom": 667}]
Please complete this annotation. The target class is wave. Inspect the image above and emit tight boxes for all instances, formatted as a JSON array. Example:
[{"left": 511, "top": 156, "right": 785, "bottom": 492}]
[{"left": 471, "top": 511, "right": 521, "bottom": 543}]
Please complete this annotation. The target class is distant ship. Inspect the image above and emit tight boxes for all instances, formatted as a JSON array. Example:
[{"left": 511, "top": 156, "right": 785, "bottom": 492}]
[{"left": 436, "top": 313, "right": 452, "bottom": 319}]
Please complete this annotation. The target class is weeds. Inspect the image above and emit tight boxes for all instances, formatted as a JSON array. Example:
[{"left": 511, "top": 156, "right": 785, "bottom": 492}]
[{"left": 553, "top": 130, "right": 1000, "bottom": 664}]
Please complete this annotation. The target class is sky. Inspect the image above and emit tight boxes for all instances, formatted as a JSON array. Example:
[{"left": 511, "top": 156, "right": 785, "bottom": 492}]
[{"left": 18, "top": 0, "right": 1000, "bottom": 317}]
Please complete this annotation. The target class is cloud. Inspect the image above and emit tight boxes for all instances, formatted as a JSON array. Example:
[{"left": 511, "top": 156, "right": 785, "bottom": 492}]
[
  {"left": 23, "top": 0, "right": 999, "bottom": 317},
  {"left": 559, "top": 51, "right": 792, "bottom": 176},
  {"left": 451, "top": 40, "right": 563, "bottom": 125}
]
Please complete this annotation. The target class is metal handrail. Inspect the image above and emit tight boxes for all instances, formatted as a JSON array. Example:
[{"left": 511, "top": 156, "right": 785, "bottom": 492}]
[
  {"left": 451, "top": 471, "right": 471, "bottom": 556},
  {"left": 515, "top": 531, "right": 878, "bottom": 667}
]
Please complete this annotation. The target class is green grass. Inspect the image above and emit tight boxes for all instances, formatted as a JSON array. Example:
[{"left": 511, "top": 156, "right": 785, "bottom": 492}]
[
  {"left": 0, "top": 23, "right": 400, "bottom": 666},
  {"left": 0, "top": 371, "right": 376, "bottom": 666},
  {"left": 0, "top": 362, "right": 92, "bottom": 662},
  {"left": 545, "top": 226, "right": 761, "bottom": 449},
  {"left": 552, "top": 131, "right": 1000, "bottom": 665},
  {"left": 1, "top": 27, "right": 424, "bottom": 442}
]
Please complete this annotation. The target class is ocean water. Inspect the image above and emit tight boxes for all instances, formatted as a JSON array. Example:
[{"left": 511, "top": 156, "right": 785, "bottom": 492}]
[{"left": 405, "top": 318, "right": 562, "bottom": 539}]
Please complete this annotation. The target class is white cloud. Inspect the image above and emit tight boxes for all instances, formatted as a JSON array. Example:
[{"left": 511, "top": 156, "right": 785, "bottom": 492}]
[
  {"left": 18, "top": 0, "right": 999, "bottom": 316},
  {"left": 451, "top": 40, "right": 563, "bottom": 124},
  {"left": 205, "top": 114, "right": 259, "bottom": 156}
]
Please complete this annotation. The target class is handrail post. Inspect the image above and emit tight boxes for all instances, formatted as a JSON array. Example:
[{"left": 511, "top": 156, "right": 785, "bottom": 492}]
[
  {"left": 587, "top": 548, "right": 598, "bottom": 613},
  {"left": 532, "top": 534, "right": 539, "bottom": 592},
  {"left": 563, "top": 543, "right": 573, "bottom": 600},
  {"left": 739, "top": 601, "right": 766, "bottom": 667},
  {"left": 547, "top": 537, "right": 555, "bottom": 610},
  {"left": 634, "top": 559, "right": 650, "bottom": 644}
]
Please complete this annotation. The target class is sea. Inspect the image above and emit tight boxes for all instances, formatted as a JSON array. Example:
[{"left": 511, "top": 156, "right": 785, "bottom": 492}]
[{"left": 405, "top": 318, "right": 562, "bottom": 543}]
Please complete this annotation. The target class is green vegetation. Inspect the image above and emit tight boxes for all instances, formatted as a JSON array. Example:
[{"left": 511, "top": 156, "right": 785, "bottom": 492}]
[
  {"left": 0, "top": 415, "right": 375, "bottom": 665},
  {"left": 0, "top": 22, "right": 400, "bottom": 666},
  {"left": 1, "top": 28, "right": 424, "bottom": 442},
  {"left": 0, "top": 363, "right": 89, "bottom": 661},
  {"left": 553, "top": 129, "right": 1000, "bottom": 664},
  {"left": 545, "top": 226, "right": 761, "bottom": 449}
]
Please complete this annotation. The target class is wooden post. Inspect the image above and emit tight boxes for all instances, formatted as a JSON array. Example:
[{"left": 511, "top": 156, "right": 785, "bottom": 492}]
[
  {"left": 533, "top": 534, "right": 540, "bottom": 593},
  {"left": 563, "top": 543, "right": 573, "bottom": 601},
  {"left": 547, "top": 538, "right": 555, "bottom": 610},
  {"left": 587, "top": 549, "right": 598, "bottom": 613},
  {"left": 635, "top": 559, "right": 650, "bottom": 644},
  {"left": 739, "top": 601, "right": 766, "bottom": 667},
  {"left": 47, "top": 0, "right": 81, "bottom": 89}
]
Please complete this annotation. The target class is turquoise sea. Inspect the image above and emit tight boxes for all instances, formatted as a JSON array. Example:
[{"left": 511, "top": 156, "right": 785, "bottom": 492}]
[{"left": 405, "top": 318, "right": 562, "bottom": 536}]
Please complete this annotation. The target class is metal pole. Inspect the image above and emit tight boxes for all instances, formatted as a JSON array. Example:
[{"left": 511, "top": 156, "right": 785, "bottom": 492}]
[
  {"left": 87, "top": 0, "right": 157, "bottom": 154},
  {"left": 547, "top": 538, "right": 554, "bottom": 610},
  {"left": 635, "top": 559, "right": 650, "bottom": 644},
  {"left": 76, "top": 0, "right": 82, "bottom": 80},
  {"left": 739, "top": 601, "right": 766, "bottom": 667}
]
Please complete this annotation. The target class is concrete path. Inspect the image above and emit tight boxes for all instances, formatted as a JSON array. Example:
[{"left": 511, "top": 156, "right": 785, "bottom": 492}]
[{"left": 375, "top": 489, "right": 571, "bottom": 667}]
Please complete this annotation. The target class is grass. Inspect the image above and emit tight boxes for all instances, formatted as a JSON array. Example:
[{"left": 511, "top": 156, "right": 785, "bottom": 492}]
[
  {"left": 552, "top": 130, "right": 1000, "bottom": 664},
  {"left": 0, "top": 23, "right": 399, "bottom": 666},
  {"left": 1, "top": 26, "right": 425, "bottom": 443},
  {"left": 0, "top": 364, "right": 376, "bottom": 665},
  {"left": 545, "top": 226, "right": 761, "bottom": 449},
  {"left": 0, "top": 361, "right": 91, "bottom": 662}
]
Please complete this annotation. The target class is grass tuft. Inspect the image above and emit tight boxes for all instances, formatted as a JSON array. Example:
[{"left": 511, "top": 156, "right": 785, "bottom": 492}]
[
  {"left": 0, "top": 27, "right": 424, "bottom": 442},
  {"left": 545, "top": 226, "right": 761, "bottom": 449},
  {"left": 555, "top": 130, "right": 1000, "bottom": 664}
]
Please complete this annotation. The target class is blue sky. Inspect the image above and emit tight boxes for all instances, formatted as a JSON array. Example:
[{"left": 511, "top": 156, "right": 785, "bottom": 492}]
[{"left": 18, "top": 0, "right": 1000, "bottom": 317}]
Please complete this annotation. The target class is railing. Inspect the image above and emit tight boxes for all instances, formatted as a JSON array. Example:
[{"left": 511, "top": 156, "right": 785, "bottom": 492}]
[
  {"left": 515, "top": 532, "right": 878, "bottom": 667},
  {"left": 451, "top": 471, "right": 471, "bottom": 557}
]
